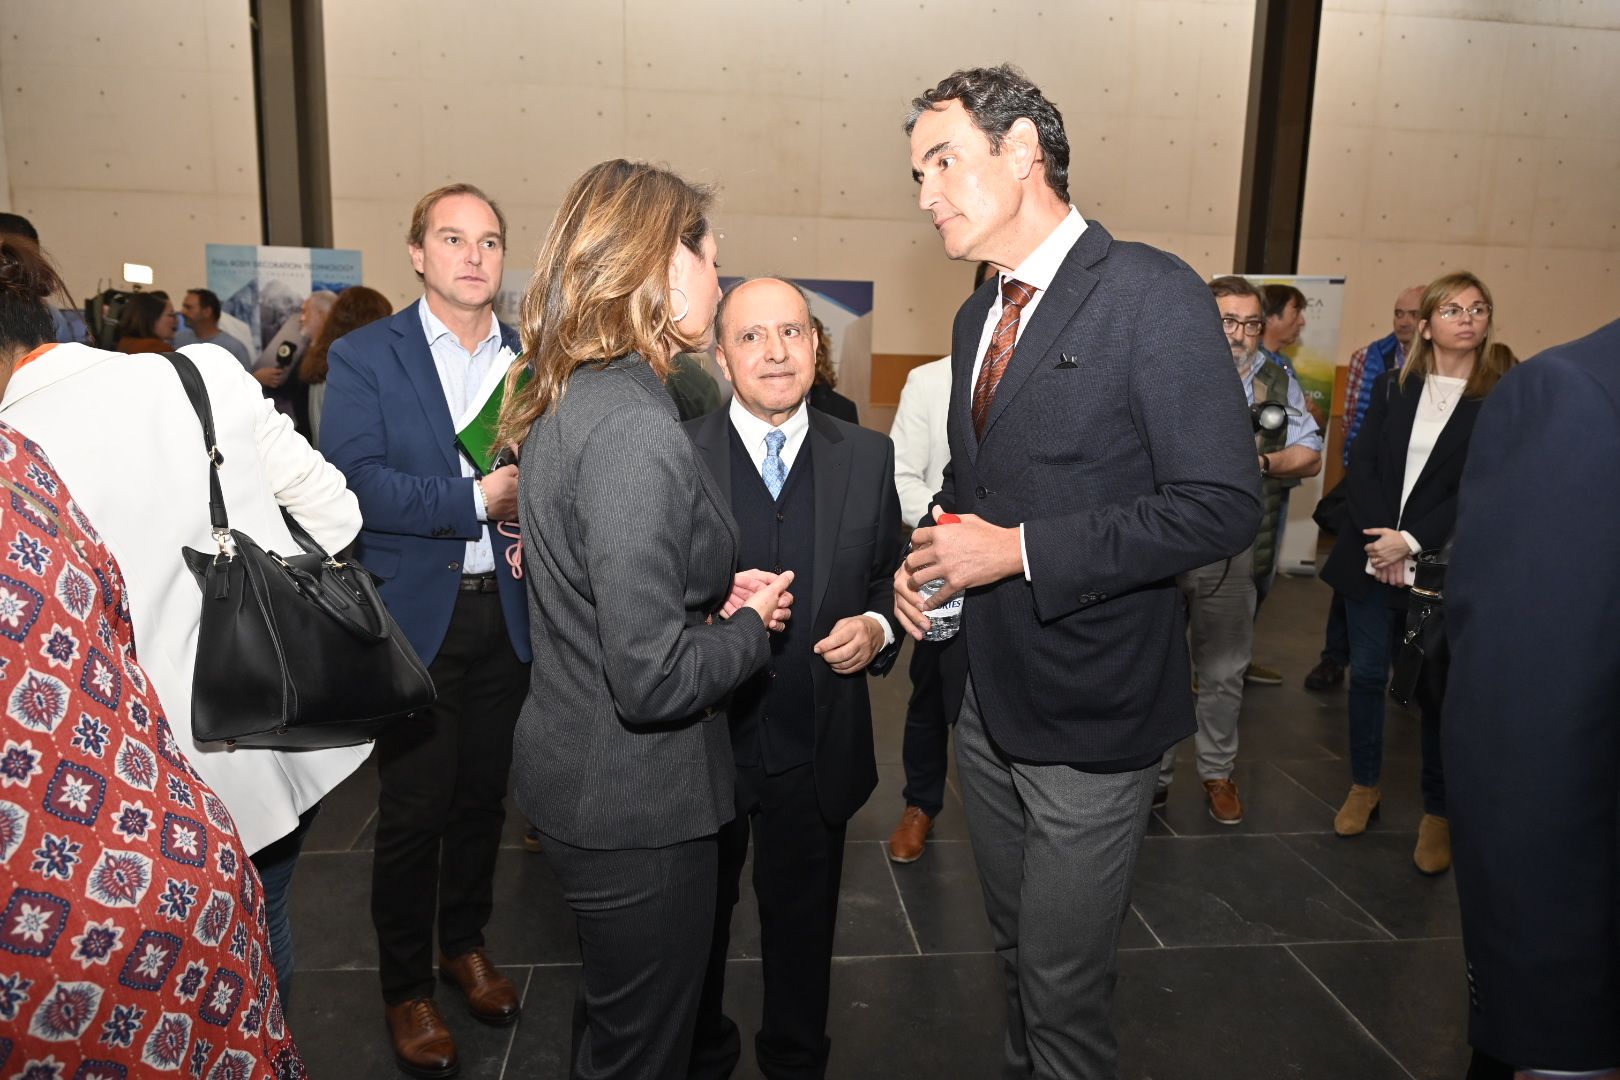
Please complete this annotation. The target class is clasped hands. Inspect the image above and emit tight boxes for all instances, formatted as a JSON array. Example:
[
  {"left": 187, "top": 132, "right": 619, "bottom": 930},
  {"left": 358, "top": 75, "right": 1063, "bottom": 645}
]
[
  {"left": 1363, "top": 526, "right": 1414, "bottom": 587},
  {"left": 892, "top": 506, "right": 1023, "bottom": 641},
  {"left": 720, "top": 569, "right": 885, "bottom": 674}
]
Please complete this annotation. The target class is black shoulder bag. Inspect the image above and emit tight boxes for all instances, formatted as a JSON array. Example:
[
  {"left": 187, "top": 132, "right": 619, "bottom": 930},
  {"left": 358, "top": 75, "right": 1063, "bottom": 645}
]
[
  {"left": 1388, "top": 548, "right": 1449, "bottom": 711},
  {"left": 165, "top": 352, "right": 436, "bottom": 747}
]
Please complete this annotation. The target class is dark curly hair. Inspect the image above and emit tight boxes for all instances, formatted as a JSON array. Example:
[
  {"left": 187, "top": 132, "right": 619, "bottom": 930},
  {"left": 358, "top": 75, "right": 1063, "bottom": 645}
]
[{"left": 905, "top": 64, "right": 1071, "bottom": 203}]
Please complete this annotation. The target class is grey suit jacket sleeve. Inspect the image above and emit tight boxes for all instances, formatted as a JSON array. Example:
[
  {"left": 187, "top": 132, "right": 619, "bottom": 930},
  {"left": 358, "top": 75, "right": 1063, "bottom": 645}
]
[
  {"left": 575, "top": 404, "right": 769, "bottom": 725},
  {"left": 1023, "top": 265, "right": 1261, "bottom": 621}
]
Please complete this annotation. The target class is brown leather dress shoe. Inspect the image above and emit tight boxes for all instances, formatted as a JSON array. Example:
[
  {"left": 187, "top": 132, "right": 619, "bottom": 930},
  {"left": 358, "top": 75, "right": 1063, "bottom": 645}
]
[
  {"left": 385, "top": 997, "right": 459, "bottom": 1079},
  {"left": 886, "top": 806, "right": 934, "bottom": 864},
  {"left": 1203, "top": 778, "right": 1244, "bottom": 825},
  {"left": 438, "top": 948, "right": 521, "bottom": 1026}
]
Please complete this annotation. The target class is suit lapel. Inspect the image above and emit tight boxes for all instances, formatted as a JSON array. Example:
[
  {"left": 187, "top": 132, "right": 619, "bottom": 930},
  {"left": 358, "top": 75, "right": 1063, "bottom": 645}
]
[
  {"left": 686, "top": 402, "right": 739, "bottom": 553},
  {"left": 1383, "top": 378, "right": 1421, "bottom": 514},
  {"left": 1410, "top": 394, "right": 1481, "bottom": 497},
  {"left": 393, "top": 302, "right": 459, "bottom": 473},
  {"left": 807, "top": 409, "right": 849, "bottom": 631},
  {"left": 978, "top": 224, "right": 1108, "bottom": 445},
  {"left": 952, "top": 283, "right": 995, "bottom": 466}
]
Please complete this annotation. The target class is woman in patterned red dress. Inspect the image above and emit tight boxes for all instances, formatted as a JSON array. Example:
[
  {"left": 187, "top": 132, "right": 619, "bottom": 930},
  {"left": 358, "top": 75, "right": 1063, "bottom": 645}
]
[{"left": 0, "top": 236, "right": 306, "bottom": 1077}]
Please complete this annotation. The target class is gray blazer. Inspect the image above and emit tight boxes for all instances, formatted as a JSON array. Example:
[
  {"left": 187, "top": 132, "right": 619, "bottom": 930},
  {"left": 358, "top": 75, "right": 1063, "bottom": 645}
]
[{"left": 511, "top": 355, "right": 770, "bottom": 849}]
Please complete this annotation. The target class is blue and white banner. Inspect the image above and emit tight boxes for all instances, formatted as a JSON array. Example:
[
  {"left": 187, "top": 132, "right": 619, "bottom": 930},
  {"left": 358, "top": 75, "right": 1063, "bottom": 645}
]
[{"left": 205, "top": 244, "right": 363, "bottom": 355}]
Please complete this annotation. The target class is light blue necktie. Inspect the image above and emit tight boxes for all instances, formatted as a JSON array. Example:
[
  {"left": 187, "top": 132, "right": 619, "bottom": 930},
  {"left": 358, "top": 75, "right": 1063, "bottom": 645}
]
[{"left": 763, "top": 429, "right": 788, "bottom": 500}]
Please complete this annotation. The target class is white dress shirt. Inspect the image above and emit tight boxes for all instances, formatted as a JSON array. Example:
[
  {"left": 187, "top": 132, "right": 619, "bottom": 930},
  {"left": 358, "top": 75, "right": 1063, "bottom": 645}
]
[
  {"left": 419, "top": 297, "right": 500, "bottom": 574},
  {"left": 968, "top": 206, "right": 1090, "bottom": 580},
  {"left": 889, "top": 356, "right": 952, "bottom": 526},
  {"left": 727, "top": 397, "right": 893, "bottom": 648},
  {"left": 1397, "top": 374, "right": 1467, "bottom": 554}
]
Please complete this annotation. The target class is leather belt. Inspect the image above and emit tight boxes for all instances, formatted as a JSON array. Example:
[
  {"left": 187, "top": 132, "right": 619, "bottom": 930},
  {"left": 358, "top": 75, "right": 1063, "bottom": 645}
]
[{"left": 459, "top": 572, "right": 500, "bottom": 593}]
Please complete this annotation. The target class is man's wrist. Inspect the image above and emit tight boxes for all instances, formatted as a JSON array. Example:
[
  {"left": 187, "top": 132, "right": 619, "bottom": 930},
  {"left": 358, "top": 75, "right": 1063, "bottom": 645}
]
[{"left": 472, "top": 475, "right": 489, "bottom": 522}]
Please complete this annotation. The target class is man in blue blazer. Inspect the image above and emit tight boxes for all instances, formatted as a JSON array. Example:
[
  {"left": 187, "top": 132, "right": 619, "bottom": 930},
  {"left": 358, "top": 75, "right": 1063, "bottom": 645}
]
[
  {"left": 896, "top": 67, "right": 1260, "bottom": 1079},
  {"left": 323, "top": 183, "right": 531, "bottom": 1080}
]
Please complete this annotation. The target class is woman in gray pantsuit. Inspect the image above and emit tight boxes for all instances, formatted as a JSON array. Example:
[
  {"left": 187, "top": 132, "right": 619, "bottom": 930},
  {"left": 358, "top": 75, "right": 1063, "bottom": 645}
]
[{"left": 496, "top": 160, "right": 794, "bottom": 1080}]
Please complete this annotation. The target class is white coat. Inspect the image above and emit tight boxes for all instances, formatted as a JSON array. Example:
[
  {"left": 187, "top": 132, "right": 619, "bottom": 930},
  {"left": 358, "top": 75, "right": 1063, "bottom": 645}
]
[
  {"left": 888, "top": 356, "right": 953, "bottom": 527},
  {"left": 0, "top": 342, "right": 369, "bottom": 853}
]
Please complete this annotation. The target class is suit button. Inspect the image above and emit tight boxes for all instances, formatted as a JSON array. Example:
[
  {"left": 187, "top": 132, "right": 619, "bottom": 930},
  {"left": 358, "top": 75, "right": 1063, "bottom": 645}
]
[
  {"left": 769, "top": 670, "right": 777, "bottom": 679},
  {"left": 775, "top": 564, "right": 783, "bottom": 573},
  {"left": 776, "top": 511, "right": 784, "bottom": 522},
  {"left": 975, "top": 486, "right": 988, "bottom": 499},
  {"left": 448, "top": 561, "right": 460, "bottom": 571}
]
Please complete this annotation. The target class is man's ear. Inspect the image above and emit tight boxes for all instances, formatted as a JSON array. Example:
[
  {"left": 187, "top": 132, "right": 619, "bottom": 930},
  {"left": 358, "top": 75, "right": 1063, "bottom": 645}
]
[
  {"left": 1006, "top": 117, "right": 1042, "bottom": 181},
  {"left": 408, "top": 244, "right": 425, "bottom": 278},
  {"left": 713, "top": 343, "right": 735, "bottom": 384}
]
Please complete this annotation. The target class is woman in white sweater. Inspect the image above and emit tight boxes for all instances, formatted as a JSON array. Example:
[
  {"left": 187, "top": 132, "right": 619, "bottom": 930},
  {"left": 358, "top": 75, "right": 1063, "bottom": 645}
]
[
  {"left": 0, "top": 251, "right": 367, "bottom": 1002},
  {"left": 1318, "top": 271, "right": 1514, "bottom": 875}
]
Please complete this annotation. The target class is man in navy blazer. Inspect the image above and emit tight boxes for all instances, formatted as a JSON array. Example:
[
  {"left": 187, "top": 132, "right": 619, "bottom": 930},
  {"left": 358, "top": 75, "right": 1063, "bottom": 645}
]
[
  {"left": 323, "top": 183, "right": 531, "bottom": 1079},
  {"left": 1445, "top": 318, "right": 1620, "bottom": 1079},
  {"left": 896, "top": 67, "right": 1260, "bottom": 1078}
]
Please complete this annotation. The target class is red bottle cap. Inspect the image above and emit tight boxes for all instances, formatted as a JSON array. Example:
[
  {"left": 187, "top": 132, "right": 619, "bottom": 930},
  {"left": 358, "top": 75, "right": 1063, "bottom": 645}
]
[{"left": 936, "top": 513, "right": 961, "bottom": 525}]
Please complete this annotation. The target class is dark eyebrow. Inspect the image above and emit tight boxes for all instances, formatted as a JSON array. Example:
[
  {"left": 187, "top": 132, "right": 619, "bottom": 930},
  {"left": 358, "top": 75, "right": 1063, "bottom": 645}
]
[{"left": 911, "top": 139, "right": 954, "bottom": 183}]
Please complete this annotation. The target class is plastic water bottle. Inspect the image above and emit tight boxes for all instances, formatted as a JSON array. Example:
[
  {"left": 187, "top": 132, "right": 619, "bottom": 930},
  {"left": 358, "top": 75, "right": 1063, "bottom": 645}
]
[{"left": 918, "top": 513, "right": 962, "bottom": 642}]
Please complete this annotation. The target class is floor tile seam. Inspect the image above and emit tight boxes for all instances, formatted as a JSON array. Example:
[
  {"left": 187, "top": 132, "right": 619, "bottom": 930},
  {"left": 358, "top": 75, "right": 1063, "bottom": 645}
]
[
  {"left": 880, "top": 848, "right": 926, "bottom": 957},
  {"left": 1270, "top": 834, "right": 1401, "bottom": 942},
  {"left": 1282, "top": 944, "right": 1420, "bottom": 1080},
  {"left": 1150, "top": 809, "right": 1180, "bottom": 837},
  {"left": 1130, "top": 904, "right": 1168, "bottom": 949},
  {"left": 496, "top": 967, "right": 535, "bottom": 1080},
  {"left": 1124, "top": 935, "right": 1461, "bottom": 954},
  {"left": 1267, "top": 759, "right": 1345, "bottom": 815}
]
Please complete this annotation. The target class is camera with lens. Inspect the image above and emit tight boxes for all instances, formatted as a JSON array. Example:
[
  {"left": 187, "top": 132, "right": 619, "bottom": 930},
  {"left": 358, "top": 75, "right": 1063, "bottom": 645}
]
[{"left": 1250, "top": 401, "right": 1297, "bottom": 434}]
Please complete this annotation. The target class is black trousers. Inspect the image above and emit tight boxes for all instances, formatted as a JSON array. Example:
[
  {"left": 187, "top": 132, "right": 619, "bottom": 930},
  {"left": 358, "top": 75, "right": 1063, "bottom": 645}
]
[
  {"left": 691, "top": 761, "right": 846, "bottom": 1080},
  {"left": 900, "top": 639, "right": 951, "bottom": 819},
  {"left": 545, "top": 830, "right": 719, "bottom": 1080},
  {"left": 371, "top": 589, "right": 526, "bottom": 1003}
]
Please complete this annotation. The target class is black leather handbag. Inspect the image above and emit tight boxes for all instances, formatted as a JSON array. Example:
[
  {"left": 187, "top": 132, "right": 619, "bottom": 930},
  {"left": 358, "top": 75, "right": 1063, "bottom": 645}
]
[
  {"left": 165, "top": 352, "right": 435, "bottom": 748},
  {"left": 1388, "top": 549, "right": 1448, "bottom": 710}
]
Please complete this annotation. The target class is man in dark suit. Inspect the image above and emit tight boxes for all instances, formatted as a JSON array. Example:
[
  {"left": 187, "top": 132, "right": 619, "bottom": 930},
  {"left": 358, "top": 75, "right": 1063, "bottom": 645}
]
[
  {"left": 323, "top": 183, "right": 531, "bottom": 1079},
  {"left": 686, "top": 277, "right": 902, "bottom": 1080},
  {"left": 895, "top": 67, "right": 1260, "bottom": 1078},
  {"left": 1445, "top": 318, "right": 1620, "bottom": 1080}
]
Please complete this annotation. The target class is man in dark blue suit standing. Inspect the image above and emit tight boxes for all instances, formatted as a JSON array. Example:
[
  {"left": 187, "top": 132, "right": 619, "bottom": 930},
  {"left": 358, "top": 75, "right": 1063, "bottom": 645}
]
[
  {"left": 1446, "top": 318, "right": 1620, "bottom": 1080},
  {"left": 895, "top": 67, "right": 1260, "bottom": 1079},
  {"left": 324, "top": 183, "right": 531, "bottom": 1079}
]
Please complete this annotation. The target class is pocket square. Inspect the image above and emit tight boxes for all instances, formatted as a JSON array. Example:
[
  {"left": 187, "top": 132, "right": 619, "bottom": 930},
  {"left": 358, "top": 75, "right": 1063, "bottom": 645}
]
[{"left": 1055, "top": 353, "right": 1079, "bottom": 369}]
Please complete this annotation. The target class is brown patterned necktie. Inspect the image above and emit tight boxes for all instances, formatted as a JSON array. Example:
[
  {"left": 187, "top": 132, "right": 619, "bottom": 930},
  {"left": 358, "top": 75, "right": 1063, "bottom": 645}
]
[{"left": 972, "top": 277, "right": 1037, "bottom": 440}]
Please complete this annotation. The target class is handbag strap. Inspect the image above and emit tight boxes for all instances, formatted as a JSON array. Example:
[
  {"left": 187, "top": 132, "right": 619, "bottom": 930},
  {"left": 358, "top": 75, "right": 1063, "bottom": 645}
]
[{"left": 163, "top": 351, "right": 230, "bottom": 535}]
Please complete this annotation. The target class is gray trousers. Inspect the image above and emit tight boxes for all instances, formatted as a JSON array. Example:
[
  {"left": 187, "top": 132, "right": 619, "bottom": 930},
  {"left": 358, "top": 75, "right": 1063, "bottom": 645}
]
[
  {"left": 956, "top": 675, "right": 1157, "bottom": 1080},
  {"left": 1160, "top": 546, "right": 1256, "bottom": 787}
]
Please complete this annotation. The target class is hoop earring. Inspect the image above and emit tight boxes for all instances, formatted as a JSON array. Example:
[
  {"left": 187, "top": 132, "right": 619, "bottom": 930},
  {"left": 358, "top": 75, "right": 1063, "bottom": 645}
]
[{"left": 669, "top": 287, "right": 690, "bottom": 324}]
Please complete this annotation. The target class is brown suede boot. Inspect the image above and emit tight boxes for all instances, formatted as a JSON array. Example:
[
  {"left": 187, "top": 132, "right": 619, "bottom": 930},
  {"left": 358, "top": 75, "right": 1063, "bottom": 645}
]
[
  {"left": 1333, "top": 784, "right": 1381, "bottom": 836},
  {"left": 1413, "top": 814, "right": 1452, "bottom": 875}
]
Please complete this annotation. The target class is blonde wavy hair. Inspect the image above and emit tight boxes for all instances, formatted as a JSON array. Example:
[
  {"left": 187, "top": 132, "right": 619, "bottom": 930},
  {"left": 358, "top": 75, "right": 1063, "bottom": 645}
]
[
  {"left": 496, "top": 160, "right": 714, "bottom": 449},
  {"left": 1399, "top": 271, "right": 1513, "bottom": 400}
]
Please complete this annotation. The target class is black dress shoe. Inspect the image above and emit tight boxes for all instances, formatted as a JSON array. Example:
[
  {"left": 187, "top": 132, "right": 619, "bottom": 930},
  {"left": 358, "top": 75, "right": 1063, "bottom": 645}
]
[{"left": 1304, "top": 657, "right": 1345, "bottom": 691}]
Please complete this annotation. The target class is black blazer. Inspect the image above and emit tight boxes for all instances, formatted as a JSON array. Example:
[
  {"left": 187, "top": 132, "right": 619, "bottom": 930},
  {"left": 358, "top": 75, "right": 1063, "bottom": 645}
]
[
  {"left": 687, "top": 405, "right": 903, "bottom": 823},
  {"left": 1319, "top": 370, "right": 1482, "bottom": 605},
  {"left": 1444, "top": 319, "right": 1620, "bottom": 1070},
  {"left": 808, "top": 382, "right": 859, "bottom": 425},
  {"left": 935, "top": 220, "right": 1261, "bottom": 765}
]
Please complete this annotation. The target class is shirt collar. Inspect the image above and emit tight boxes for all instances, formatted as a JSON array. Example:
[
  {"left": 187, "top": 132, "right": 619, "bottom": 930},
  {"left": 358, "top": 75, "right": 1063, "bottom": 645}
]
[
  {"left": 728, "top": 394, "right": 809, "bottom": 453},
  {"left": 1003, "top": 206, "right": 1087, "bottom": 294},
  {"left": 418, "top": 296, "right": 499, "bottom": 351}
]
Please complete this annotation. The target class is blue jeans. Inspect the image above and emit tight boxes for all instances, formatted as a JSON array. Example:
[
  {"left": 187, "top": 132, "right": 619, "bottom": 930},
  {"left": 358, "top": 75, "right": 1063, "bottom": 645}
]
[
  {"left": 1344, "top": 593, "right": 1446, "bottom": 815},
  {"left": 251, "top": 803, "right": 320, "bottom": 1005}
]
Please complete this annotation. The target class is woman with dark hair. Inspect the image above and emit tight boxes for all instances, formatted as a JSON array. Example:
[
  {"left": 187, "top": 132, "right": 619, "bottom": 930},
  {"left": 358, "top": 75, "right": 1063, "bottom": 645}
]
[
  {"left": 496, "top": 159, "right": 793, "bottom": 1080},
  {"left": 0, "top": 235, "right": 365, "bottom": 1004},
  {"left": 1319, "top": 270, "right": 1515, "bottom": 874},
  {"left": 807, "top": 314, "right": 859, "bottom": 423},
  {"left": 0, "top": 236, "right": 308, "bottom": 1076},
  {"left": 298, "top": 285, "right": 393, "bottom": 449},
  {"left": 113, "top": 291, "right": 178, "bottom": 353}
]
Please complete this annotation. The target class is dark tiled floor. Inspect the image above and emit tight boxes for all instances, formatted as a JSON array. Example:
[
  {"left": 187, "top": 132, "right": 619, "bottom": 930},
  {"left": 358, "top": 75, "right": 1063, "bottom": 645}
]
[{"left": 287, "top": 574, "right": 1472, "bottom": 1078}]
